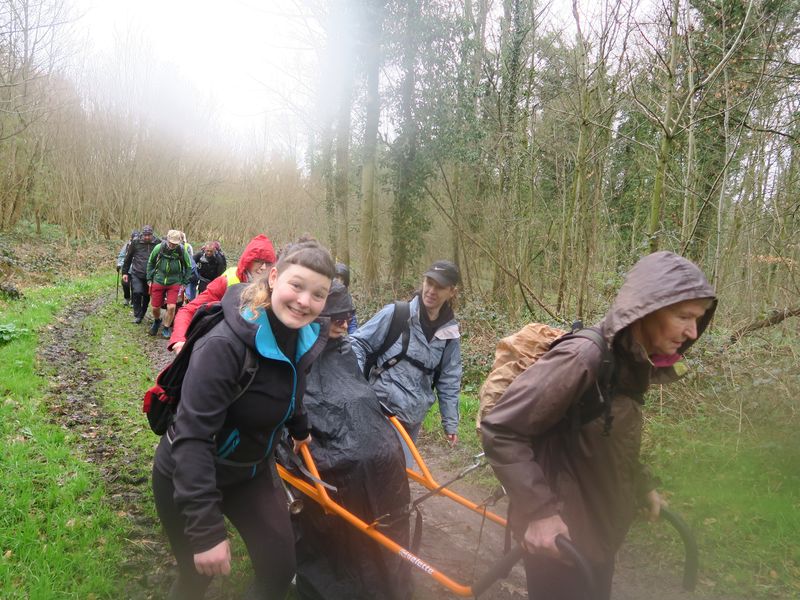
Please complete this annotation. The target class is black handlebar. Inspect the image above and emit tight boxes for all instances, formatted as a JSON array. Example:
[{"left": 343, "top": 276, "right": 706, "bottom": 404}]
[
  {"left": 556, "top": 535, "right": 597, "bottom": 599},
  {"left": 471, "top": 545, "right": 525, "bottom": 598},
  {"left": 472, "top": 536, "right": 596, "bottom": 598},
  {"left": 660, "top": 507, "right": 699, "bottom": 591}
]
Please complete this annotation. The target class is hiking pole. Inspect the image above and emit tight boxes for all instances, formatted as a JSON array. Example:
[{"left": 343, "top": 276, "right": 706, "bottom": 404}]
[
  {"left": 115, "top": 269, "right": 120, "bottom": 301},
  {"left": 660, "top": 507, "right": 699, "bottom": 591}
]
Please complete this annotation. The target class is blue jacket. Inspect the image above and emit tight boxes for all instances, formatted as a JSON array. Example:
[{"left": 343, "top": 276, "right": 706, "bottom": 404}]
[{"left": 351, "top": 296, "right": 462, "bottom": 434}]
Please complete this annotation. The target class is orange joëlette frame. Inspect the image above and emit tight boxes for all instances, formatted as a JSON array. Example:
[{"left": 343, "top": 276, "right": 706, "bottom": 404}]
[{"left": 277, "top": 417, "right": 509, "bottom": 598}]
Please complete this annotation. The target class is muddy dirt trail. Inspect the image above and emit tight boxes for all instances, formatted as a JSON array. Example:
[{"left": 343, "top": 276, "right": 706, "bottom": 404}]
[{"left": 40, "top": 294, "right": 738, "bottom": 600}]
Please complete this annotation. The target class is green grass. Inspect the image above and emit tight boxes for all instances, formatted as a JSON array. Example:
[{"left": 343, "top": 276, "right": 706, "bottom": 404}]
[
  {"left": 0, "top": 273, "right": 131, "bottom": 599},
  {"left": 636, "top": 417, "right": 800, "bottom": 597}
]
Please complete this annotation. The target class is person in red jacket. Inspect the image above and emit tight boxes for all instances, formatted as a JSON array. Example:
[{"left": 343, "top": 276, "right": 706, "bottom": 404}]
[{"left": 168, "top": 235, "right": 276, "bottom": 354}]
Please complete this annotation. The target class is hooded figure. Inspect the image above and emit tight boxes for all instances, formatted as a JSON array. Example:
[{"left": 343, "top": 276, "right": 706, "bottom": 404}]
[
  {"left": 168, "top": 235, "right": 277, "bottom": 352},
  {"left": 288, "top": 282, "right": 412, "bottom": 600},
  {"left": 481, "top": 251, "right": 716, "bottom": 600},
  {"left": 122, "top": 225, "right": 161, "bottom": 323}
]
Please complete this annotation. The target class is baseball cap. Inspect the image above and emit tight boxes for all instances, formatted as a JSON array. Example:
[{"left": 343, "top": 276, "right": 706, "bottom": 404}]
[{"left": 423, "top": 260, "right": 460, "bottom": 286}]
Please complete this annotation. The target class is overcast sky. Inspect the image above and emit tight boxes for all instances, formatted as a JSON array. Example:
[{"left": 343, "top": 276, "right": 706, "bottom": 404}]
[
  {"left": 67, "top": 0, "right": 629, "bottom": 156},
  {"left": 71, "top": 0, "right": 322, "bottom": 154}
]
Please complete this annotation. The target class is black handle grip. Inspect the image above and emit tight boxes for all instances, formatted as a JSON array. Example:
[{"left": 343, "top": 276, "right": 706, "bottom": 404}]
[
  {"left": 472, "top": 545, "right": 525, "bottom": 598},
  {"left": 472, "top": 536, "right": 596, "bottom": 599},
  {"left": 555, "top": 535, "right": 596, "bottom": 600},
  {"left": 660, "top": 507, "right": 699, "bottom": 591}
]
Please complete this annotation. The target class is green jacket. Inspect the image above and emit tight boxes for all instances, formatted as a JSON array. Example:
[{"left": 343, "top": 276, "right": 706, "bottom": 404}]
[{"left": 147, "top": 243, "right": 192, "bottom": 286}]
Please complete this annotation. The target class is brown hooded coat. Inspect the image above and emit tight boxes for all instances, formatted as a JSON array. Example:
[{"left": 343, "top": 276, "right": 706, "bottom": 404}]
[{"left": 481, "top": 252, "right": 717, "bottom": 564}]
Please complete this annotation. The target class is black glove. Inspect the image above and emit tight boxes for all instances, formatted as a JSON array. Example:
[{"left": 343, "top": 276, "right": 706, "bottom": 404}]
[{"left": 116, "top": 266, "right": 121, "bottom": 273}]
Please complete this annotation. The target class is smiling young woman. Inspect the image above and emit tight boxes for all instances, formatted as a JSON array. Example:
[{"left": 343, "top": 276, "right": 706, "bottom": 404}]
[{"left": 151, "top": 238, "right": 334, "bottom": 600}]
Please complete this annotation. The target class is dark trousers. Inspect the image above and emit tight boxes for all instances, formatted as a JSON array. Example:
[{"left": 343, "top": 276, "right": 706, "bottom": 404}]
[
  {"left": 130, "top": 274, "right": 150, "bottom": 319},
  {"left": 152, "top": 466, "right": 296, "bottom": 600},
  {"left": 524, "top": 553, "right": 614, "bottom": 600},
  {"left": 121, "top": 276, "right": 131, "bottom": 301}
]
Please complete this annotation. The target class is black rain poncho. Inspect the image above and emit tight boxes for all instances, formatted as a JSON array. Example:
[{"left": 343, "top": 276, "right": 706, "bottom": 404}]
[{"left": 290, "top": 336, "right": 412, "bottom": 600}]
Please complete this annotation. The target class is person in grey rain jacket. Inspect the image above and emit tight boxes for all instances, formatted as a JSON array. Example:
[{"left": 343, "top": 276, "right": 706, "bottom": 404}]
[
  {"left": 481, "top": 251, "right": 717, "bottom": 600},
  {"left": 351, "top": 260, "right": 463, "bottom": 445}
]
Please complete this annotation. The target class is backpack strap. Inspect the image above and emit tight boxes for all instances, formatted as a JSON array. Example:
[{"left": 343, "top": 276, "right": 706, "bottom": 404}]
[
  {"left": 155, "top": 242, "right": 190, "bottom": 275},
  {"left": 233, "top": 346, "right": 259, "bottom": 402},
  {"left": 551, "top": 326, "right": 616, "bottom": 435},
  {"left": 372, "top": 301, "right": 454, "bottom": 386},
  {"left": 363, "top": 301, "right": 411, "bottom": 378},
  {"left": 376, "top": 301, "right": 446, "bottom": 380}
]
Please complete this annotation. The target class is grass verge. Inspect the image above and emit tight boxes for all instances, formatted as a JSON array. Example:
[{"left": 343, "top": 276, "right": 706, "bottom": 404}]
[
  {"left": 634, "top": 414, "right": 800, "bottom": 598},
  {"left": 0, "top": 273, "right": 129, "bottom": 599}
]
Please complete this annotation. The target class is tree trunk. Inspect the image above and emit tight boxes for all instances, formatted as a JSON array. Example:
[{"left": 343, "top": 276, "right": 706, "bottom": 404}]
[
  {"left": 359, "top": 0, "right": 382, "bottom": 291},
  {"left": 390, "top": 0, "right": 421, "bottom": 286},
  {"left": 648, "top": 0, "right": 679, "bottom": 253}
]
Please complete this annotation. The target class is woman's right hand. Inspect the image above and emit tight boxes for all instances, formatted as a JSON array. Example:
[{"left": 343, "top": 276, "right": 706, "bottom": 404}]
[
  {"left": 194, "top": 539, "right": 231, "bottom": 576},
  {"left": 172, "top": 341, "right": 185, "bottom": 354}
]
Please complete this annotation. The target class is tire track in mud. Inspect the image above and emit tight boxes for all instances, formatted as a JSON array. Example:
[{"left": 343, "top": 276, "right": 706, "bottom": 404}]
[
  {"left": 405, "top": 440, "right": 527, "bottom": 599},
  {"left": 39, "top": 296, "right": 174, "bottom": 599}
]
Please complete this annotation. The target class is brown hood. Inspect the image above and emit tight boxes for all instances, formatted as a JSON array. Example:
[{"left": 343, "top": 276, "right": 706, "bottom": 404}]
[{"left": 600, "top": 251, "right": 717, "bottom": 355}]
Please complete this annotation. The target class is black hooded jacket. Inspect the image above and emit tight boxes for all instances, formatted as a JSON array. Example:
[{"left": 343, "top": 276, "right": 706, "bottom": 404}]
[
  {"left": 123, "top": 235, "right": 161, "bottom": 278},
  {"left": 154, "top": 283, "right": 328, "bottom": 553}
]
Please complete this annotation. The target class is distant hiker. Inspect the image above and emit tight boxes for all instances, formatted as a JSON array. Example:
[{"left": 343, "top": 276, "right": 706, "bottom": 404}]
[
  {"left": 151, "top": 239, "right": 334, "bottom": 600},
  {"left": 116, "top": 230, "right": 138, "bottom": 306},
  {"left": 169, "top": 234, "right": 276, "bottom": 354},
  {"left": 179, "top": 233, "right": 200, "bottom": 302},
  {"left": 291, "top": 281, "right": 411, "bottom": 600},
  {"left": 213, "top": 240, "right": 226, "bottom": 265},
  {"left": 351, "top": 260, "right": 463, "bottom": 447},
  {"left": 333, "top": 262, "right": 358, "bottom": 334},
  {"left": 481, "top": 251, "right": 717, "bottom": 600},
  {"left": 122, "top": 225, "right": 160, "bottom": 324},
  {"left": 194, "top": 241, "right": 227, "bottom": 294},
  {"left": 147, "top": 230, "right": 192, "bottom": 338}
]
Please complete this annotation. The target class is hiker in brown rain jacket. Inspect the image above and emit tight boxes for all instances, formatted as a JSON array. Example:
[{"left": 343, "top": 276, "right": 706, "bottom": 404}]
[{"left": 481, "top": 251, "right": 717, "bottom": 600}]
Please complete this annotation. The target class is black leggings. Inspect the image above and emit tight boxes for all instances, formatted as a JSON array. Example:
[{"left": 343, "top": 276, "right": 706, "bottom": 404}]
[
  {"left": 152, "top": 466, "right": 296, "bottom": 600},
  {"left": 524, "top": 553, "right": 614, "bottom": 600}
]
